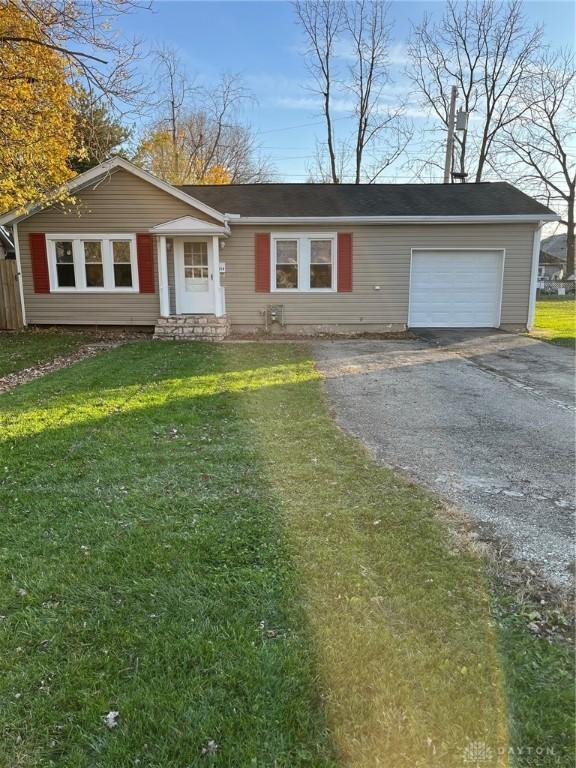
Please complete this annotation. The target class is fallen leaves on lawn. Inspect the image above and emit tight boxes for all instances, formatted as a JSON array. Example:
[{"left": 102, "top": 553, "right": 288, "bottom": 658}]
[
  {"left": 0, "top": 341, "right": 127, "bottom": 394},
  {"left": 102, "top": 711, "right": 119, "bottom": 729},
  {"left": 201, "top": 739, "right": 218, "bottom": 755}
]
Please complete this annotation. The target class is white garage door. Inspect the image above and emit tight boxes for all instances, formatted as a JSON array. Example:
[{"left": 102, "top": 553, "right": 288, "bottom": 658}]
[{"left": 409, "top": 250, "right": 504, "bottom": 328}]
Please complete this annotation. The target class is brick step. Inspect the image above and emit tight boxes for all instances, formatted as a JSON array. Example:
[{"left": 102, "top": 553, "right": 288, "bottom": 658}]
[{"left": 154, "top": 315, "right": 230, "bottom": 341}]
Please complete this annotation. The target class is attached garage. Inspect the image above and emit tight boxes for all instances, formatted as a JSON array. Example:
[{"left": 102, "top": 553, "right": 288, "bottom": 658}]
[
  {"left": 408, "top": 249, "right": 504, "bottom": 328},
  {"left": 1, "top": 157, "right": 559, "bottom": 333}
]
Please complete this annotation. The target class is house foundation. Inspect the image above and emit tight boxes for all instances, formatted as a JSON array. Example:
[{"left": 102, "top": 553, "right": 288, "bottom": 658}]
[{"left": 153, "top": 315, "right": 230, "bottom": 341}]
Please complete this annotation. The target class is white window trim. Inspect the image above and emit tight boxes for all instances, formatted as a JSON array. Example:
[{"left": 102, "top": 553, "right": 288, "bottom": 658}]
[
  {"left": 271, "top": 232, "right": 337, "bottom": 293},
  {"left": 46, "top": 234, "right": 139, "bottom": 293}
]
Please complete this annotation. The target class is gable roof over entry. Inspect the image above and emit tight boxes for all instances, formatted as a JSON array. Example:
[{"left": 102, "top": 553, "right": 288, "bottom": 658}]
[{"left": 150, "top": 215, "right": 229, "bottom": 237}]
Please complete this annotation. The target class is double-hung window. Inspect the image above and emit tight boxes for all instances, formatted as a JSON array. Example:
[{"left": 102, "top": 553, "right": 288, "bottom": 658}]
[
  {"left": 54, "top": 240, "right": 75, "bottom": 287},
  {"left": 275, "top": 239, "right": 299, "bottom": 289},
  {"left": 46, "top": 235, "right": 138, "bottom": 292},
  {"left": 83, "top": 240, "right": 104, "bottom": 287},
  {"left": 112, "top": 240, "right": 134, "bottom": 288},
  {"left": 272, "top": 234, "right": 336, "bottom": 292}
]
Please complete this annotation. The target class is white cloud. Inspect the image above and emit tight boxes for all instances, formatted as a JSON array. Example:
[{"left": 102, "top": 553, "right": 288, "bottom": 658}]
[
  {"left": 275, "top": 95, "right": 355, "bottom": 113},
  {"left": 388, "top": 42, "right": 411, "bottom": 67}
]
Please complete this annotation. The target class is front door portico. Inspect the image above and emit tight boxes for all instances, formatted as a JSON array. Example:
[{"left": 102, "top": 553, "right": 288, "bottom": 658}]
[{"left": 151, "top": 216, "right": 229, "bottom": 318}]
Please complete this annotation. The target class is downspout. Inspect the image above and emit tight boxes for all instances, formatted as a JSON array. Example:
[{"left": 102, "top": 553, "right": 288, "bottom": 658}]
[
  {"left": 12, "top": 223, "right": 27, "bottom": 326},
  {"left": 527, "top": 222, "right": 543, "bottom": 330}
]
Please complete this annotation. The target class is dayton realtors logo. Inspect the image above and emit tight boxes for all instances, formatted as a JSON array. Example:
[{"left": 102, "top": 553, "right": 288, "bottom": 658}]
[
  {"left": 463, "top": 740, "right": 556, "bottom": 765},
  {"left": 463, "top": 741, "right": 495, "bottom": 764}
]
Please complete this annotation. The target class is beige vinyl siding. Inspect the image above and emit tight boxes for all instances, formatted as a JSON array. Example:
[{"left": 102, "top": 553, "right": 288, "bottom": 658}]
[
  {"left": 18, "top": 170, "right": 218, "bottom": 325},
  {"left": 221, "top": 223, "right": 535, "bottom": 329},
  {"left": 17, "top": 166, "right": 536, "bottom": 329}
]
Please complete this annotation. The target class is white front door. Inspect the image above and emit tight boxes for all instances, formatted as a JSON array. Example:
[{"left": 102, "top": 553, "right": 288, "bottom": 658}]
[{"left": 175, "top": 239, "right": 215, "bottom": 314}]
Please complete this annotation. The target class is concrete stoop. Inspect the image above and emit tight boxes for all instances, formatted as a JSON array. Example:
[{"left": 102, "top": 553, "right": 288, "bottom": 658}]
[{"left": 154, "top": 315, "right": 230, "bottom": 341}]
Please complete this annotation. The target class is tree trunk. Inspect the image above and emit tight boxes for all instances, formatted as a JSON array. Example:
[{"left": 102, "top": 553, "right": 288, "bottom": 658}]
[
  {"left": 171, "top": 97, "right": 178, "bottom": 179},
  {"left": 475, "top": 138, "right": 488, "bottom": 182},
  {"left": 324, "top": 87, "right": 338, "bottom": 184},
  {"left": 566, "top": 191, "right": 575, "bottom": 279},
  {"left": 355, "top": 138, "right": 362, "bottom": 184}
]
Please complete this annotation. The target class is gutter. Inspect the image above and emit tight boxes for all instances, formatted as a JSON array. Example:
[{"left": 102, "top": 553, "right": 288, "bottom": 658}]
[{"left": 228, "top": 214, "right": 560, "bottom": 226}]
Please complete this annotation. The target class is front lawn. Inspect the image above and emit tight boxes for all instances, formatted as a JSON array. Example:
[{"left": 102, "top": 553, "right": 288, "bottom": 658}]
[
  {"left": 533, "top": 299, "right": 575, "bottom": 346},
  {"left": 0, "top": 329, "right": 99, "bottom": 378},
  {"left": 0, "top": 341, "right": 572, "bottom": 767}
]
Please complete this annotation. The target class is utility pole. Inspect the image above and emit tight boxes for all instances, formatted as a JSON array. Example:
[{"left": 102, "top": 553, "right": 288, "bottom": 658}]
[{"left": 443, "top": 86, "right": 458, "bottom": 183}]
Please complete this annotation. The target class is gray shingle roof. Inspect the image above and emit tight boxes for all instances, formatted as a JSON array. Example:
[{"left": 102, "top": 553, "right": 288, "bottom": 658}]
[{"left": 178, "top": 182, "right": 555, "bottom": 218}]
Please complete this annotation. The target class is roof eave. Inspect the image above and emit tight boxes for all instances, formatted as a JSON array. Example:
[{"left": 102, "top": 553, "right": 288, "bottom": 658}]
[{"left": 230, "top": 214, "right": 560, "bottom": 225}]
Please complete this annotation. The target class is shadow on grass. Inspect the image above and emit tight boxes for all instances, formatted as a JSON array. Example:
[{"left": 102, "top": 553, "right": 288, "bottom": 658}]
[
  {"left": 0, "top": 343, "right": 337, "bottom": 767},
  {"left": 0, "top": 341, "right": 318, "bottom": 446},
  {"left": 1, "top": 341, "right": 571, "bottom": 767},
  {"left": 534, "top": 334, "right": 576, "bottom": 348}
]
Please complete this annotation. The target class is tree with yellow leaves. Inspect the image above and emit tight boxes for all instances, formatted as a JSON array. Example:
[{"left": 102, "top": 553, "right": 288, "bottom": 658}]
[
  {"left": 135, "top": 128, "right": 233, "bottom": 186},
  {"left": 0, "top": 0, "right": 145, "bottom": 213},
  {"left": 0, "top": 3, "right": 77, "bottom": 212}
]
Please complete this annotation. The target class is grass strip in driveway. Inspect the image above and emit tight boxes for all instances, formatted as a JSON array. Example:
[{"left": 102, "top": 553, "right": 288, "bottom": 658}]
[{"left": 0, "top": 341, "right": 572, "bottom": 767}]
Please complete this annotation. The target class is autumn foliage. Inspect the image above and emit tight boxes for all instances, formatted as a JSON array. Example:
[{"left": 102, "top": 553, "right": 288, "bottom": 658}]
[
  {"left": 0, "top": 3, "right": 77, "bottom": 213},
  {"left": 136, "top": 129, "right": 232, "bottom": 185}
]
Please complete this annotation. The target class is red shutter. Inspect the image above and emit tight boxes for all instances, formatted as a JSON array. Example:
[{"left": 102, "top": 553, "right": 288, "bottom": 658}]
[
  {"left": 337, "top": 232, "right": 353, "bottom": 292},
  {"left": 136, "top": 233, "right": 155, "bottom": 293},
  {"left": 255, "top": 233, "right": 271, "bottom": 292},
  {"left": 29, "top": 233, "right": 50, "bottom": 293}
]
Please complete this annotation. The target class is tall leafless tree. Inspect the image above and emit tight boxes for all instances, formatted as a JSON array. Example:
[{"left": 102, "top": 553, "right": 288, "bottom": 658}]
[
  {"left": 151, "top": 46, "right": 198, "bottom": 178},
  {"left": 295, "top": 0, "right": 409, "bottom": 183},
  {"left": 294, "top": 0, "right": 343, "bottom": 182},
  {"left": 343, "top": 0, "right": 410, "bottom": 183},
  {"left": 136, "top": 62, "right": 271, "bottom": 184},
  {"left": 408, "top": 0, "right": 543, "bottom": 182},
  {"left": 495, "top": 49, "right": 575, "bottom": 276}
]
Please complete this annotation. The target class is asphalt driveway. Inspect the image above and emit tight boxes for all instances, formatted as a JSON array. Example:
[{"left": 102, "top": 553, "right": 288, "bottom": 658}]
[{"left": 313, "top": 331, "right": 575, "bottom": 587}]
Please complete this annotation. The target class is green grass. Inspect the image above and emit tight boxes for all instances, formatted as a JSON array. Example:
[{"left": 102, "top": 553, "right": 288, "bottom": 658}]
[
  {"left": 0, "top": 341, "right": 572, "bottom": 767},
  {"left": 494, "top": 595, "right": 574, "bottom": 768},
  {"left": 533, "top": 299, "right": 576, "bottom": 346},
  {"left": 0, "top": 329, "right": 98, "bottom": 377}
]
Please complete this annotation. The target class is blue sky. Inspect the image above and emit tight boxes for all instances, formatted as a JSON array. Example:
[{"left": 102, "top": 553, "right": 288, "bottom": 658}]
[{"left": 123, "top": 0, "right": 575, "bottom": 182}]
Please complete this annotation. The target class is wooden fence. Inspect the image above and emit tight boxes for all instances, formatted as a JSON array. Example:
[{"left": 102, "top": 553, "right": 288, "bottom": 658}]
[{"left": 0, "top": 260, "right": 24, "bottom": 330}]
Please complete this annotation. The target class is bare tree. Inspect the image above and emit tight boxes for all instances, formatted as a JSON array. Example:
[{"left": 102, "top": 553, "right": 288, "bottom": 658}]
[
  {"left": 151, "top": 46, "right": 198, "bottom": 178},
  {"left": 136, "top": 71, "right": 271, "bottom": 184},
  {"left": 344, "top": 0, "right": 410, "bottom": 183},
  {"left": 295, "top": 0, "right": 410, "bottom": 183},
  {"left": 495, "top": 49, "right": 576, "bottom": 276},
  {"left": 294, "top": 0, "right": 343, "bottom": 182},
  {"left": 307, "top": 137, "right": 351, "bottom": 183},
  {"left": 408, "top": 0, "right": 543, "bottom": 182},
  {"left": 1, "top": 0, "right": 148, "bottom": 106}
]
